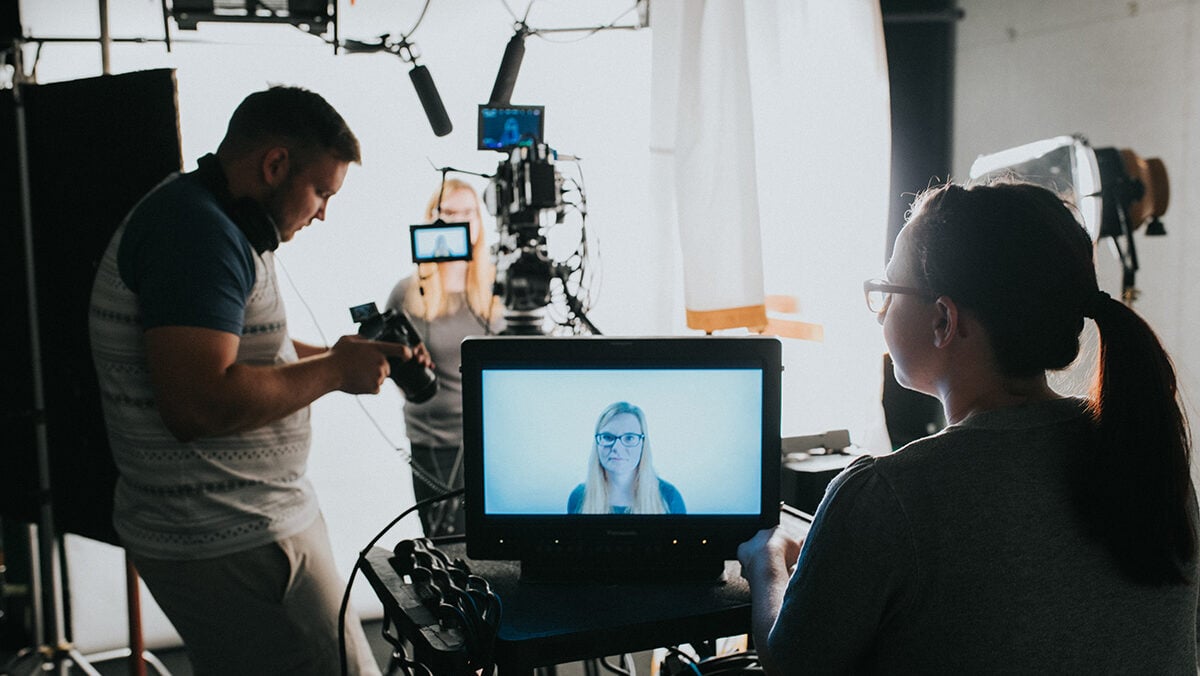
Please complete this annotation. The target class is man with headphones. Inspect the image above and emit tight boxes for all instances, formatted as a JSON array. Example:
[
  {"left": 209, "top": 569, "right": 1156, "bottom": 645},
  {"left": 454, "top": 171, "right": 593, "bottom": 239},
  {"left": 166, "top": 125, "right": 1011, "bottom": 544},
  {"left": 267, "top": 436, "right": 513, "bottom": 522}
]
[{"left": 89, "top": 86, "right": 408, "bottom": 675}]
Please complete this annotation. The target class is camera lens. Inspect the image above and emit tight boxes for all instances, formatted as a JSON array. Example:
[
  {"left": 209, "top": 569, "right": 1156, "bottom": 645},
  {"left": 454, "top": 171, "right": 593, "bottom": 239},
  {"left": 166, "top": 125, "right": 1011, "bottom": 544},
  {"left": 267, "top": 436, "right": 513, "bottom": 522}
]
[{"left": 390, "top": 357, "right": 438, "bottom": 403}]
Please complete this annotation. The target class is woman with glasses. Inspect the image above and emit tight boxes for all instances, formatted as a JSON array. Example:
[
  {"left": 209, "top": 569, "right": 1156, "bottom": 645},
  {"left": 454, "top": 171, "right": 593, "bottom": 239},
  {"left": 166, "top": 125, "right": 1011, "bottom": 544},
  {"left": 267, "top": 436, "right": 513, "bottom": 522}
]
[
  {"left": 386, "top": 179, "right": 502, "bottom": 537},
  {"left": 738, "top": 181, "right": 1197, "bottom": 673},
  {"left": 568, "top": 401, "right": 686, "bottom": 514}
]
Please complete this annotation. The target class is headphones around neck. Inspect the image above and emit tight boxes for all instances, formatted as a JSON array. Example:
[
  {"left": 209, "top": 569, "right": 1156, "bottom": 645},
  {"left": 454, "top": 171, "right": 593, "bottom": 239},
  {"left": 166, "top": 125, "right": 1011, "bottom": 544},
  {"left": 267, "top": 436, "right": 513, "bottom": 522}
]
[{"left": 194, "top": 153, "right": 280, "bottom": 254}]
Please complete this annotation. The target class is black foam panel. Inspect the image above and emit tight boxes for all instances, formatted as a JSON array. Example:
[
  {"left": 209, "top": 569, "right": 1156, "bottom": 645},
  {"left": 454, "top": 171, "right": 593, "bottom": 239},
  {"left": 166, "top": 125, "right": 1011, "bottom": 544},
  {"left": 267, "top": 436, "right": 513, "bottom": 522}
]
[{"left": 1, "top": 68, "right": 182, "bottom": 544}]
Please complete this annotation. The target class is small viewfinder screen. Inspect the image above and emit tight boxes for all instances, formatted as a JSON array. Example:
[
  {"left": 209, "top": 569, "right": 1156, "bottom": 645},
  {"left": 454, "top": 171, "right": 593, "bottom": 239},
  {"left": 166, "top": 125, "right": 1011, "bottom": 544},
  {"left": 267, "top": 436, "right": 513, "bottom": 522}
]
[
  {"left": 410, "top": 222, "right": 471, "bottom": 263},
  {"left": 478, "top": 104, "right": 545, "bottom": 151}
]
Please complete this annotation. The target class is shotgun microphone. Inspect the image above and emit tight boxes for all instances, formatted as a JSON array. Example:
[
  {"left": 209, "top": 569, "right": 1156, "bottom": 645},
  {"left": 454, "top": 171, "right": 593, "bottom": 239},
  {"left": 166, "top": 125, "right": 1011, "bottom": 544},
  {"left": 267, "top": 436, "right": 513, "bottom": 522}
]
[
  {"left": 489, "top": 30, "right": 527, "bottom": 105},
  {"left": 410, "top": 64, "right": 453, "bottom": 137}
]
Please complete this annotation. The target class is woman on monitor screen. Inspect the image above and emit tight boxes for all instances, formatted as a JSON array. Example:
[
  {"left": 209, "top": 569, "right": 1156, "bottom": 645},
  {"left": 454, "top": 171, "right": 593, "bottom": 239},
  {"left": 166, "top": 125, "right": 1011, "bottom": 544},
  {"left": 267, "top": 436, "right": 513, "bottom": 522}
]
[
  {"left": 568, "top": 401, "right": 686, "bottom": 515},
  {"left": 738, "top": 181, "right": 1197, "bottom": 673},
  {"left": 386, "top": 179, "right": 501, "bottom": 537}
]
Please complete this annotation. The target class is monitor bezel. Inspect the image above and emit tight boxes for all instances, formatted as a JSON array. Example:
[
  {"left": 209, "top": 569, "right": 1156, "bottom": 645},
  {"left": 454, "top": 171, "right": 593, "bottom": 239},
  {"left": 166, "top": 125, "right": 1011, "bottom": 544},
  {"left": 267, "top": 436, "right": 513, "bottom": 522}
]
[
  {"left": 409, "top": 221, "right": 473, "bottom": 264},
  {"left": 461, "top": 336, "right": 782, "bottom": 568}
]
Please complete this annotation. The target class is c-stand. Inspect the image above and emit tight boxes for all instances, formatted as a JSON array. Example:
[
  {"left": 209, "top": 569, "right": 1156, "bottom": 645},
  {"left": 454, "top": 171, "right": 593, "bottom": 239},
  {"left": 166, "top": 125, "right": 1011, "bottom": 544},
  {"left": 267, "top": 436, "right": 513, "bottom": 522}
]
[{"left": 2, "top": 42, "right": 102, "bottom": 676}]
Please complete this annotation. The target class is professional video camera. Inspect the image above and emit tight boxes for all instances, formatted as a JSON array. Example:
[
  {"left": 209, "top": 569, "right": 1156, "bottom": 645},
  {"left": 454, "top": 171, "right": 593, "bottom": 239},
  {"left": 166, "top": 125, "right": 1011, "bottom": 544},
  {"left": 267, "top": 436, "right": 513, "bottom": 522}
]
[
  {"left": 349, "top": 302, "right": 438, "bottom": 402},
  {"left": 477, "top": 104, "right": 598, "bottom": 335}
]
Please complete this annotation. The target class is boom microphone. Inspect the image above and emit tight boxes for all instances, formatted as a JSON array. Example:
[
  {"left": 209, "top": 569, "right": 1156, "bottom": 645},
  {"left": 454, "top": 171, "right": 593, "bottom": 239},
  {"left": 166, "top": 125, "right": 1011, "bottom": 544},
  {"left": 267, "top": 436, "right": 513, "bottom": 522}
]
[
  {"left": 488, "top": 31, "right": 526, "bottom": 105},
  {"left": 410, "top": 64, "right": 453, "bottom": 137}
]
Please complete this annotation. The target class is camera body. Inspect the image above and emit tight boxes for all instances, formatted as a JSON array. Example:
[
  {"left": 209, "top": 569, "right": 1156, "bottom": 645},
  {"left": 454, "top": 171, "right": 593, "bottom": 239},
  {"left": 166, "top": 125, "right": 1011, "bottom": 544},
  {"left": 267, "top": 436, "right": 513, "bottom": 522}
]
[
  {"left": 350, "top": 302, "right": 438, "bottom": 403},
  {"left": 485, "top": 142, "right": 565, "bottom": 327}
]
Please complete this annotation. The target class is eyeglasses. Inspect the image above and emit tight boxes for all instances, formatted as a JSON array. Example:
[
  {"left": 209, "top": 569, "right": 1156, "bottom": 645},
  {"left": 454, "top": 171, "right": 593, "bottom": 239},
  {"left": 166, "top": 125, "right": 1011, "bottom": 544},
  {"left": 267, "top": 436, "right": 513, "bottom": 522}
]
[
  {"left": 595, "top": 432, "right": 645, "bottom": 447},
  {"left": 863, "top": 279, "right": 933, "bottom": 313}
]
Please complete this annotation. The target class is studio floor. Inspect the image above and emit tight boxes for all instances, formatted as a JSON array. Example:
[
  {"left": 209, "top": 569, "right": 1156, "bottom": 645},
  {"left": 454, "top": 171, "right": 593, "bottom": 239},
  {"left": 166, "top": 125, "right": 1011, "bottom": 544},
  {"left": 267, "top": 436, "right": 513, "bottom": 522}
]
[{"left": 0, "top": 619, "right": 658, "bottom": 675}]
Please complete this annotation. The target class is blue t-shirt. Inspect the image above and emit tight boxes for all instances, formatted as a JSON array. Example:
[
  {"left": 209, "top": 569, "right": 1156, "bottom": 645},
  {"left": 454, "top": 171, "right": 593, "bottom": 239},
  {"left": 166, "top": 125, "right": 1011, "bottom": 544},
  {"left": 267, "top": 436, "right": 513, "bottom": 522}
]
[
  {"left": 116, "top": 172, "right": 256, "bottom": 334},
  {"left": 567, "top": 478, "right": 686, "bottom": 514}
]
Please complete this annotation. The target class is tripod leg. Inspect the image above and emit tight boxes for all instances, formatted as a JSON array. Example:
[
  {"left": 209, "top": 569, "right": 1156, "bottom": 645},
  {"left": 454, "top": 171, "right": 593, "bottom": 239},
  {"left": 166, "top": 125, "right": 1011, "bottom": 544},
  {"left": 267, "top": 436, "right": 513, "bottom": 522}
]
[
  {"left": 126, "top": 555, "right": 148, "bottom": 676},
  {"left": 65, "top": 646, "right": 103, "bottom": 676},
  {"left": 25, "top": 525, "right": 45, "bottom": 650}
]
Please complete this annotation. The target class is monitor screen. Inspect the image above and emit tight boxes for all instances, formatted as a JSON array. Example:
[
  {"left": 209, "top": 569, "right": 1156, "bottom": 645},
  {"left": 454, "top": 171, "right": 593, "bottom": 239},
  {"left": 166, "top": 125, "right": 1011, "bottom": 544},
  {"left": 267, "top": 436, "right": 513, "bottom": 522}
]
[
  {"left": 477, "top": 104, "right": 545, "bottom": 151},
  {"left": 462, "top": 336, "right": 782, "bottom": 581},
  {"left": 409, "top": 222, "right": 472, "bottom": 263}
]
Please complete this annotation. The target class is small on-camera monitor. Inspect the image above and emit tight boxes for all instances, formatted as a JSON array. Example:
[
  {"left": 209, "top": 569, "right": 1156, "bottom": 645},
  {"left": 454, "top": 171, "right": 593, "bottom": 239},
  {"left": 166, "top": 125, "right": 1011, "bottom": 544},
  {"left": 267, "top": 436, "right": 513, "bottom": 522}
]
[
  {"left": 477, "top": 104, "right": 545, "bottom": 151},
  {"left": 461, "top": 336, "right": 782, "bottom": 582},
  {"left": 409, "top": 222, "right": 471, "bottom": 263}
]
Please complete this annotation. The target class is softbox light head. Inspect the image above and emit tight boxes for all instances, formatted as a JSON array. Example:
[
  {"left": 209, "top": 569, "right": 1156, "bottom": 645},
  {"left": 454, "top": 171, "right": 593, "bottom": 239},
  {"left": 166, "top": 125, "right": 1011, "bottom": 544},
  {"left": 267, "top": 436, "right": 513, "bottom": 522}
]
[{"left": 969, "top": 134, "right": 1169, "bottom": 241}]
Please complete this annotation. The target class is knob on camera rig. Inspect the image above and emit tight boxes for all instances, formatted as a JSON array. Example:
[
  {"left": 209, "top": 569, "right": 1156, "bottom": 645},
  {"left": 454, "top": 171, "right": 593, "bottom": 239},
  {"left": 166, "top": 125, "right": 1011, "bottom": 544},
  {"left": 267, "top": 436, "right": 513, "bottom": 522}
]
[{"left": 350, "top": 302, "right": 437, "bottom": 403}]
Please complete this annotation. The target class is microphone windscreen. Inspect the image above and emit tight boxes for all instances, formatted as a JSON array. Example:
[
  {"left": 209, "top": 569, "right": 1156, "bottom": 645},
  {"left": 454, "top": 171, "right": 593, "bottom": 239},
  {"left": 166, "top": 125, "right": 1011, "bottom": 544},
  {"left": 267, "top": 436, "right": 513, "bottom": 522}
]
[
  {"left": 410, "top": 64, "right": 453, "bottom": 137},
  {"left": 489, "top": 32, "right": 526, "bottom": 105}
]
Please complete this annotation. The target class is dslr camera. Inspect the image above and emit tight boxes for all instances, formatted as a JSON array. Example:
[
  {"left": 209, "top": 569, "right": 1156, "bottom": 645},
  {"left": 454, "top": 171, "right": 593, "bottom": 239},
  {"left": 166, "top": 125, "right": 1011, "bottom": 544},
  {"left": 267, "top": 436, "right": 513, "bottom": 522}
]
[{"left": 349, "top": 302, "right": 437, "bottom": 403}]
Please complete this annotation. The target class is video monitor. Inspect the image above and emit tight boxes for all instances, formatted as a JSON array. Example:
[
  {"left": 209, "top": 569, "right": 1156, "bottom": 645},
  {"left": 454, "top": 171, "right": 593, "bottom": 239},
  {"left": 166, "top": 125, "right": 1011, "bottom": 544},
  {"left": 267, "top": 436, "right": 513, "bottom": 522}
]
[
  {"left": 409, "top": 222, "right": 472, "bottom": 263},
  {"left": 477, "top": 104, "right": 544, "bottom": 151},
  {"left": 462, "top": 336, "right": 782, "bottom": 581}
]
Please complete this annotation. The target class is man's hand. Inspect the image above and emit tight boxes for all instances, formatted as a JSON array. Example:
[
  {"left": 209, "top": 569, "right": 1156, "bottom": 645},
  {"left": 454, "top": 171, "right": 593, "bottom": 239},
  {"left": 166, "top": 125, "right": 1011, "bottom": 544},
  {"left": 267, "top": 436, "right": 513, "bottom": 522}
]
[
  {"left": 329, "top": 334, "right": 414, "bottom": 394},
  {"left": 145, "top": 326, "right": 429, "bottom": 441}
]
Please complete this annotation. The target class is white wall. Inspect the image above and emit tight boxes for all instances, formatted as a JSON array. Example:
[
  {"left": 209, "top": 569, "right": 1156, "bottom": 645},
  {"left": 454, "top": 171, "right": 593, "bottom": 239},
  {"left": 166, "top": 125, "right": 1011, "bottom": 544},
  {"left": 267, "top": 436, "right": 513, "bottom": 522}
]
[{"left": 954, "top": 0, "right": 1200, "bottom": 431}]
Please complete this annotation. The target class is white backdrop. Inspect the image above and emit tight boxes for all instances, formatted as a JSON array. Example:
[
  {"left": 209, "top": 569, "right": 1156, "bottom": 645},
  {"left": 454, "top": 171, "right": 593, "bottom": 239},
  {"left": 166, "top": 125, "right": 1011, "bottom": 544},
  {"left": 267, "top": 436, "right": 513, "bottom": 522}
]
[
  {"left": 14, "top": 0, "right": 893, "bottom": 653},
  {"left": 651, "top": 0, "right": 893, "bottom": 446}
]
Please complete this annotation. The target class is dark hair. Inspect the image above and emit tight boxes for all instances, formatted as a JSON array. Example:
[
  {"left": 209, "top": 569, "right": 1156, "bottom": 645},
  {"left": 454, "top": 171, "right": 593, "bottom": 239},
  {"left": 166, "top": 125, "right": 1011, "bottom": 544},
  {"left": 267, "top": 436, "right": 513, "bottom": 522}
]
[
  {"left": 905, "top": 181, "right": 1195, "bottom": 585},
  {"left": 217, "top": 85, "right": 361, "bottom": 164}
]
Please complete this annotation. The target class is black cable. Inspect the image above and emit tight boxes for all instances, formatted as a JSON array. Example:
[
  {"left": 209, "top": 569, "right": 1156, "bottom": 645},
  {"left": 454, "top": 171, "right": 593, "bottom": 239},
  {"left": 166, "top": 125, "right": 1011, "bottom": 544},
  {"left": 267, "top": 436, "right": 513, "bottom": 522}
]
[
  {"left": 663, "top": 649, "right": 763, "bottom": 676},
  {"left": 498, "top": 0, "right": 533, "bottom": 24},
  {"left": 338, "top": 487, "right": 466, "bottom": 676},
  {"left": 663, "top": 647, "right": 703, "bottom": 676},
  {"left": 598, "top": 654, "right": 633, "bottom": 675},
  {"left": 434, "top": 167, "right": 449, "bottom": 221},
  {"left": 530, "top": 3, "right": 641, "bottom": 44},
  {"left": 497, "top": 0, "right": 642, "bottom": 44},
  {"left": 400, "top": 0, "right": 434, "bottom": 41}
]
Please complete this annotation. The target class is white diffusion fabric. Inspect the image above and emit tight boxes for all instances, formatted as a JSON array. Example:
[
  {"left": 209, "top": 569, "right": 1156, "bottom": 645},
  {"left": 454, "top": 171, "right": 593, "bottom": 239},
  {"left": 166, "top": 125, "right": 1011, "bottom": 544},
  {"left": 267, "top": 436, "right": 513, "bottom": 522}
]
[
  {"left": 663, "top": 1, "right": 766, "bottom": 332},
  {"left": 652, "top": 0, "right": 893, "bottom": 448}
]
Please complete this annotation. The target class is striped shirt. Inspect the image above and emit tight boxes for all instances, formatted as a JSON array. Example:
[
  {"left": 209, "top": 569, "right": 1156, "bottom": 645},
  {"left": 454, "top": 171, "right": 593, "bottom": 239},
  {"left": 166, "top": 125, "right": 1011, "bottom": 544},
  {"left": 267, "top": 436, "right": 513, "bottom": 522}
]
[{"left": 88, "top": 173, "right": 317, "bottom": 559}]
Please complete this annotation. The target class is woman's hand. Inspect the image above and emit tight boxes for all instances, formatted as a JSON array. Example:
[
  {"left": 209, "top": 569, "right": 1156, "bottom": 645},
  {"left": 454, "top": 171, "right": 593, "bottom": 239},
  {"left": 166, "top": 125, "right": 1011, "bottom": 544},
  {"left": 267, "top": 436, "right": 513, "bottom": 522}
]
[
  {"left": 737, "top": 527, "right": 804, "bottom": 675},
  {"left": 412, "top": 342, "right": 434, "bottom": 370},
  {"left": 738, "top": 527, "right": 803, "bottom": 584}
]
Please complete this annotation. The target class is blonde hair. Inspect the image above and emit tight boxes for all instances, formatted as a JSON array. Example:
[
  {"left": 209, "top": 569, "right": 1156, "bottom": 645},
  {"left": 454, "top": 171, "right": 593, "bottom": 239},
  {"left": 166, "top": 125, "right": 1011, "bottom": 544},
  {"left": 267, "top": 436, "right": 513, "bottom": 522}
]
[
  {"left": 403, "top": 179, "right": 499, "bottom": 321},
  {"left": 580, "top": 402, "right": 667, "bottom": 514}
]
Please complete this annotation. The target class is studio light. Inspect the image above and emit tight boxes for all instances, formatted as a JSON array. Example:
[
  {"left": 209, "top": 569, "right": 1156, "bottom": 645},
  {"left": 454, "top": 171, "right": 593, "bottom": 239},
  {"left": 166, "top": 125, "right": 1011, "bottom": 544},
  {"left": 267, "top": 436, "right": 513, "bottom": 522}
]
[
  {"left": 168, "top": 0, "right": 334, "bottom": 35},
  {"left": 970, "top": 134, "right": 1169, "bottom": 301}
]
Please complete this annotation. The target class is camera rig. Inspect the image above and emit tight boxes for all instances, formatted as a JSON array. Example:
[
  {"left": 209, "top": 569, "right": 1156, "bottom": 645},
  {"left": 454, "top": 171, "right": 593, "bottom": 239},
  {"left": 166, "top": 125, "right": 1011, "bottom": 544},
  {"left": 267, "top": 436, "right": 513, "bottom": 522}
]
[{"left": 482, "top": 140, "right": 600, "bottom": 335}]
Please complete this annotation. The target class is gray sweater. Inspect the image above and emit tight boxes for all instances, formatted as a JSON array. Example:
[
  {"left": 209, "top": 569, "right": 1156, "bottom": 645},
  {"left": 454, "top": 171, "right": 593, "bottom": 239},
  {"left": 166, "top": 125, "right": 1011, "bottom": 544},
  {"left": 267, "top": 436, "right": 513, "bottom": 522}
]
[
  {"left": 386, "top": 277, "right": 500, "bottom": 448},
  {"left": 771, "top": 397, "right": 1198, "bottom": 673}
]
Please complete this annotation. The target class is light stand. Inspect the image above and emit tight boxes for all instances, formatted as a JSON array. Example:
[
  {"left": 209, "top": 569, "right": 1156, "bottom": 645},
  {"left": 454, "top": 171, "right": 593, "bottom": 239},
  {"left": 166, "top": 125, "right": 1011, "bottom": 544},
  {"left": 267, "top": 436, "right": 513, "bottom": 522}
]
[
  {"left": 3, "top": 40, "right": 102, "bottom": 676},
  {"left": 1091, "top": 146, "right": 1169, "bottom": 306}
]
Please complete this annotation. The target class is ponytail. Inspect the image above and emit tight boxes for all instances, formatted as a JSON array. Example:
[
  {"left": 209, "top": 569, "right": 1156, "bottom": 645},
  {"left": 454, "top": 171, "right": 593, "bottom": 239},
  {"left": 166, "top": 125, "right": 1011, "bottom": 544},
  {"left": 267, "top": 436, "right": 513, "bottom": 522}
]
[{"left": 1087, "top": 295, "right": 1195, "bottom": 585}]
